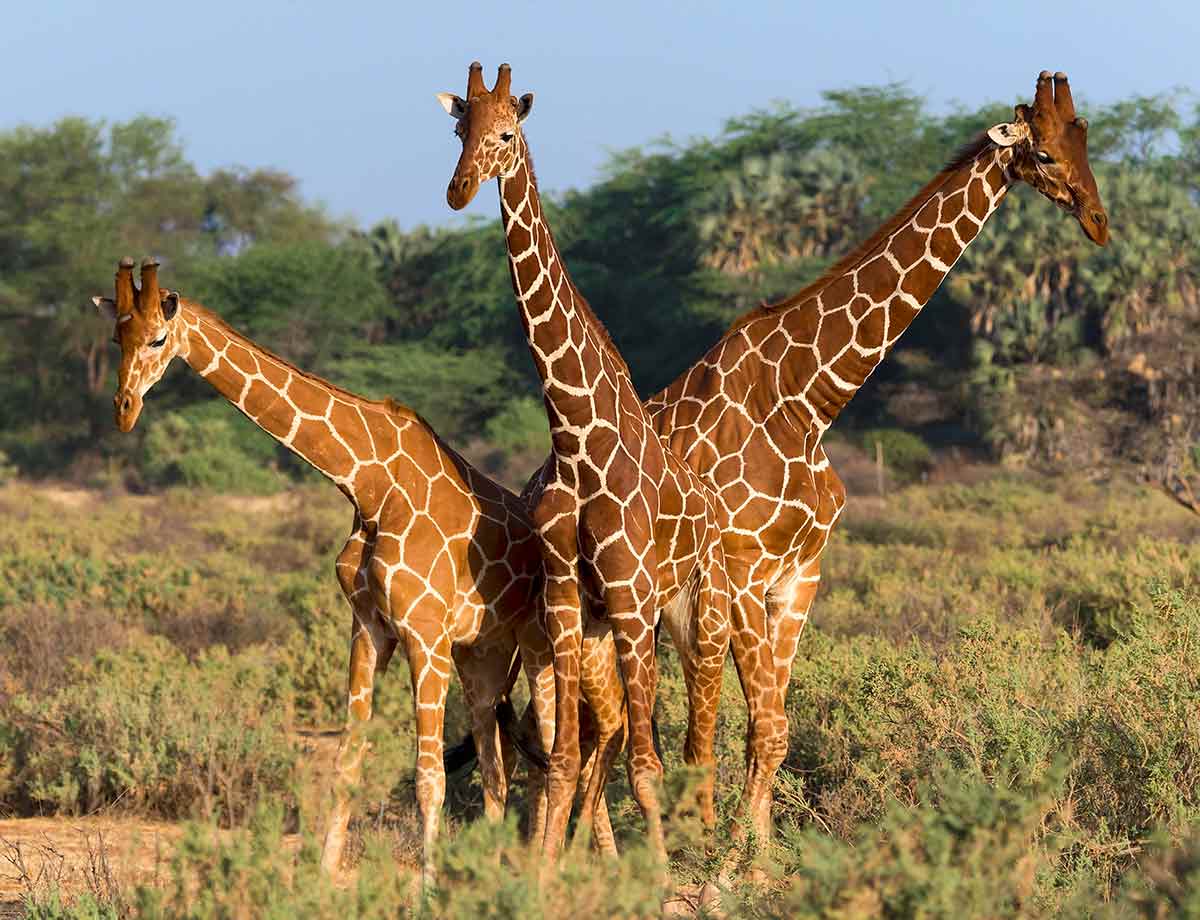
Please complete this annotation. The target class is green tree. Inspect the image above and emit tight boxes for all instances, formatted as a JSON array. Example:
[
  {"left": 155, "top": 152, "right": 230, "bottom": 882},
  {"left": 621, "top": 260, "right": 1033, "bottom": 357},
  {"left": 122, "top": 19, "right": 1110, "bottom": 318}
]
[{"left": 0, "top": 115, "right": 336, "bottom": 474}]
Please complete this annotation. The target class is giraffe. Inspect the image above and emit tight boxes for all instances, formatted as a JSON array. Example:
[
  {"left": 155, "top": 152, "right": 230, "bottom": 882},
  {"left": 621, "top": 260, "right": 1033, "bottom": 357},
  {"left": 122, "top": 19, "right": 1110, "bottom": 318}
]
[
  {"left": 90, "top": 256, "right": 626, "bottom": 881},
  {"left": 639, "top": 69, "right": 1109, "bottom": 848},
  {"left": 439, "top": 62, "right": 732, "bottom": 863}
]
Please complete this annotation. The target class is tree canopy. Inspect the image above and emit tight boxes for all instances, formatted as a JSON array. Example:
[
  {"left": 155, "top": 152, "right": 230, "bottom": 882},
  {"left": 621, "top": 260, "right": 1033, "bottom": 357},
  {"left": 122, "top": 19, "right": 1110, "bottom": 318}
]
[{"left": 2, "top": 88, "right": 1197, "bottom": 490}]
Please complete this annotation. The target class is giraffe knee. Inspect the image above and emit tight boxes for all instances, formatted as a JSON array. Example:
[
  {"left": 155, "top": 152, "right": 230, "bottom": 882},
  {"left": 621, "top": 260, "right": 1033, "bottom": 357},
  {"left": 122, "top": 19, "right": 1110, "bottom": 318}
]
[{"left": 755, "top": 720, "right": 789, "bottom": 773}]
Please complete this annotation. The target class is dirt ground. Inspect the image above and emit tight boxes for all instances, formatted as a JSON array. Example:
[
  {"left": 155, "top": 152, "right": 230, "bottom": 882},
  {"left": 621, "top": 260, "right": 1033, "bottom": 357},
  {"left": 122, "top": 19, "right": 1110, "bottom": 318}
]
[
  {"left": 0, "top": 816, "right": 181, "bottom": 915},
  {"left": 0, "top": 733, "right": 344, "bottom": 917},
  {"left": 0, "top": 816, "right": 324, "bottom": 918}
]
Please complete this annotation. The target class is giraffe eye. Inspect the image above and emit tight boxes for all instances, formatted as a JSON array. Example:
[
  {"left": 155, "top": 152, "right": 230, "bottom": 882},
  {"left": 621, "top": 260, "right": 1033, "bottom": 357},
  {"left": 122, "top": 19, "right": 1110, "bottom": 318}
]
[
  {"left": 1035, "top": 150, "right": 1054, "bottom": 164},
  {"left": 500, "top": 132, "right": 514, "bottom": 143},
  {"left": 149, "top": 331, "right": 168, "bottom": 348}
]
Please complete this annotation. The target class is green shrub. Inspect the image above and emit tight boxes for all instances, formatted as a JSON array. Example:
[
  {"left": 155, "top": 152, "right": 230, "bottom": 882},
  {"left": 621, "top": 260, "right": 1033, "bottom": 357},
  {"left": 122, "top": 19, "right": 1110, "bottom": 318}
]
[
  {"left": 786, "top": 583, "right": 1200, "bottom": 899},
  {"left": 860, "top": 427, "right": 933, "bottom": 480},
  {"left": 1, "top": 636, "right": 296, "bottom": 823},
  {"left": 483, "top": 396, "right": 551, "bottom": 456},
  {"left": 143, "top": 403, "right": 286, "bottom": 493},
  {"left": 7, "top": 473, "right": 1200, "bottom": 915},
  {"left": 749, "top": 764, "right": 1087, "bottom": 919},
  {"left": 1114, "top": 829, "right": 1200, "bottom": 917}
]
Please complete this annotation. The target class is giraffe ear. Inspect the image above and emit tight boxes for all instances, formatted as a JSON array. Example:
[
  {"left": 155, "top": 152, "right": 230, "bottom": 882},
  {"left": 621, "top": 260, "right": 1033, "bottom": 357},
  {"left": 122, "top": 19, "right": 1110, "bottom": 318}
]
[
  {"left": 161, "top": 291, "right": 180, "bottom": 321},
  {"left": 93, "top": 296, "right": 118, "bottom": 321},
  {"left": 987, "top": 121, "right": 1031, "bottom": 148},
  {"left": 436, "top": 93, "right": 467, "bottom": 118},
  {"left": 516, "top": 93, "right": 534, "bottom": 123}
]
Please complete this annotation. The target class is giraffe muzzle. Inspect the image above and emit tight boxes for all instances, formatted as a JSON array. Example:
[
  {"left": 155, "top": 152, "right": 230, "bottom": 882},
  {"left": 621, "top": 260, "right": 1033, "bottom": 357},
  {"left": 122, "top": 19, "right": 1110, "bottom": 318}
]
[
  {"left": 446, "top": 172, "right": 480, "bottom": 210},
  {"left": 114, "top": 389, "right": 143, "bottom": 432},
  {"left": 1080, "top": 207, "right": 1109, "bottom": 246}
]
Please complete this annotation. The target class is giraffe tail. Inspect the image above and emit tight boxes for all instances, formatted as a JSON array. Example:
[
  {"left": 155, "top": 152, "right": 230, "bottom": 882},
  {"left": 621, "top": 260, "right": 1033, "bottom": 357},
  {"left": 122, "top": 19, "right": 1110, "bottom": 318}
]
[
  {"left": 441, "top": 697, "right": 547, "bottom": 773},
  {"left": 443, "top": 731, "right": 478, "bottom": 774},
  {"left": 442, "top": 651, "right": 542, "bottom": 774}
]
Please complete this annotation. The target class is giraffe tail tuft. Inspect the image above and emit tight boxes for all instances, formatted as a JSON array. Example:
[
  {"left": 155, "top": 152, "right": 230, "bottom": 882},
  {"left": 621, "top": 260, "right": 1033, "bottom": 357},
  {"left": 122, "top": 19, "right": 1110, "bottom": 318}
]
[
  {"left": 442, "top": 733, "right": 478, "bottom": 774},
  {"left": 499, "top": 697, "right": 550, "bottom": 772},
  {"left": 441, "top": 698, "right": 552, "bottom": 775}
]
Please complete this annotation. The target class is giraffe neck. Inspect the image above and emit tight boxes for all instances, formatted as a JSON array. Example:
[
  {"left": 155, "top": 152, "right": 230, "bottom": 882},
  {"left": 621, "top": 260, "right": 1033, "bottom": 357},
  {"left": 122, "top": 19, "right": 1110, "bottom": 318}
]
[
  {"left": 176, "top": 302, "right": 382, "bottom": 499},
  {"left": 498, "top": 138, "right": 631, "bottom": 436},
  {"left": 757, "top": 142, "right": 1016, "bottom": 433}
]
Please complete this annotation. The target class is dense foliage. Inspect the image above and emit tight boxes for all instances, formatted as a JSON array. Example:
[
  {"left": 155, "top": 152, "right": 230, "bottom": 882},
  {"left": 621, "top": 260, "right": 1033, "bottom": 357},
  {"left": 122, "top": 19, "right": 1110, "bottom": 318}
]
[
  {"left": 5, "top": 84, "right": 1200, "bottom": 918},
  {"left": 4, "top": 473, "right": 1200, "bottom": 916},
  {"left": 2, "top": 87, "right": 1198, "bottom": 491}
]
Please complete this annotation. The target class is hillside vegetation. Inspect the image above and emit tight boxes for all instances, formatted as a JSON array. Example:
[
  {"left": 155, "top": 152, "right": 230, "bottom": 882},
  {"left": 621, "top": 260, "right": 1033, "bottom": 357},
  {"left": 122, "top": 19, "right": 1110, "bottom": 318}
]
[
  {"left": 2, "top": 474, "right": 1200, "bottom": 916},
  {"left": 1, "top": 87, "right": 1198, "bottom": 492},
  {"left": 3, "top": 83, "right": 1200, "bottom": 916}
]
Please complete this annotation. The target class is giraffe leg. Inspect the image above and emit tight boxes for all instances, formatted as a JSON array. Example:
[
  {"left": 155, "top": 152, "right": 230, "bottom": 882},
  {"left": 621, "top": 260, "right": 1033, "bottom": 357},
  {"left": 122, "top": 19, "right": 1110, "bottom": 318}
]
[
  {"left": 574, "top": 627, "right": 624, "bottom": 857},
  {"left": 725, "top": 560, "right": 785, "bottom": 846},
  {"left": 320, "top": 612, "right": 396, "bottom": 875},
  {"left": 607, "top": 585, "right": 667, "bottom": 866},
  {"left": 722, "top": 557, "right": 821, "bottom": 884},
  {"left": 661, "top": 542, "right": 731, "bottom": 832},
  {"left": 539, "top": 573, "right": 584, "bottom": 862},
  {"left": 404, "top": 626, "right": 454, "bottom": 886},
  {"left": 321, "top": 529, "right": 396, "bottom": 876},
  {"left": 452, "top": 636, "right": 518, "bottom": 823},
  {"left": 754, "top": 560, "right": 821, "bottom": 834},
  {"left": 518, "top": 625, "right": 556, "bottom": 846}
]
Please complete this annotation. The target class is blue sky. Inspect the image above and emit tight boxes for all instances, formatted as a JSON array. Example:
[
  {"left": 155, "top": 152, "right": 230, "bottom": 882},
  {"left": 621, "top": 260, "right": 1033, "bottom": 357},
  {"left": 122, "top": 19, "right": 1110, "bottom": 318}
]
[{"left": 2, "top": 0, "right": 1195, "bottom": 229}]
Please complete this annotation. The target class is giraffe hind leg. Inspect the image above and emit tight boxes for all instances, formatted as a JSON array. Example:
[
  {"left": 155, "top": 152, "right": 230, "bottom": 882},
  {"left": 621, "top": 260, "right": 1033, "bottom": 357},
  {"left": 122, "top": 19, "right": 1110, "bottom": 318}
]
[
  {"left": 321, "top": 527, "right": 396, "bottom": 875},
  {"left": 452, "top": 634, "right": 519, "bottom": 824},
  {"left": 660, "top": 543, "right": 731, "bottom": 832},
  {"left": 573, "top": 626, "right": 624, "bottom": 857}
]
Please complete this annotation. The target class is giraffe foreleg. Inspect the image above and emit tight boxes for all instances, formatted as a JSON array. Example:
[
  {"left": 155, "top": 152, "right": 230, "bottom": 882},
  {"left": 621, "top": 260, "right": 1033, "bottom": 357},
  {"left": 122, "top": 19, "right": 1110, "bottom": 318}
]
[
  {"left": 321, "top": 529, "right": 396, "bottom": 876},
  {"left": 404, "top": 625, "right": 453, "bottom": 886},
  {"left": 755, "top": 559, "right": 822, "bottom": 833},
  {"left": 452, "top": 634, "right": 518, "bottom": 824},
  {"left": 320, "top": 612, "right": 395, "bottom": 875},
  {"left": 607, "top": 583, "right": 667, "bottom": 866},
  {"left": 574, "top": 626, "right": 624, "bottom": 857},
  {"left": 662, "top": 538, "right": 732, "bottom": 832},
  {"left": 724, "top": 562, "right": 784, "bottom": 845},
  {"left": 539, "top": 570, "right": 584, "bottom": 862}
]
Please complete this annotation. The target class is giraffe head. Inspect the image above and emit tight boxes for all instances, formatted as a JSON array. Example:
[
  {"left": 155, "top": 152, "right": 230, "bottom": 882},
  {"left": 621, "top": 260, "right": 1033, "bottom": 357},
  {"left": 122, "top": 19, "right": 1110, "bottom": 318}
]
[
  {"left": 987, "top": 70, "right": 1108, "bottom": 246},
  {"left": 92, "top": 257, "right": 183, "bottom": 432},
  {"left": 439, "top": 61, "right": 534, "bottom": 209}
]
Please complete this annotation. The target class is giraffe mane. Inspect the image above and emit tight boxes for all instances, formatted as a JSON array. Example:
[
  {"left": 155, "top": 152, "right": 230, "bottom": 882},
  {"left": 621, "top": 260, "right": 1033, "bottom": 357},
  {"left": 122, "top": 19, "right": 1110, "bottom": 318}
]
[
  {"left": 523, "top": 139, "right": 636, "bottom": 381},
  {"left": 576, "top": 290, "right": 634, "bottom": 380},
  {"left": 186, "top": 300, "right": 420, "bottom": 423},
  {"left": 723, "top": 131, "right": 996, "bottom": 335}
]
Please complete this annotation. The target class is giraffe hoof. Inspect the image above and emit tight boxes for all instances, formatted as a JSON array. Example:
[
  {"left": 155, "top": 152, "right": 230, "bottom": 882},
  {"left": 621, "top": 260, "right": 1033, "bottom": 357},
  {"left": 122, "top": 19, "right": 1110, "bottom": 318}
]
[
  {"left": 699, "top": 882, "right": 724, "bottom": 912},
  {"left": 662, "top": 886, "right": 701, "bottom": 918}
]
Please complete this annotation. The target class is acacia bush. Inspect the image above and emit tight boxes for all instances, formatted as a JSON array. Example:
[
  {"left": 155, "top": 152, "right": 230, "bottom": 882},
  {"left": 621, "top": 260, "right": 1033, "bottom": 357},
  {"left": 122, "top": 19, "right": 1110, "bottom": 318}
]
[
  {"left": 142, "top": 404, "right": 286, "bottom": 494},
  {"left": 0, "top": 636, "right": 296, "bottom": 824},
  {"left": 7, "top": 473, "right": 1200, "bottom": 916}
]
